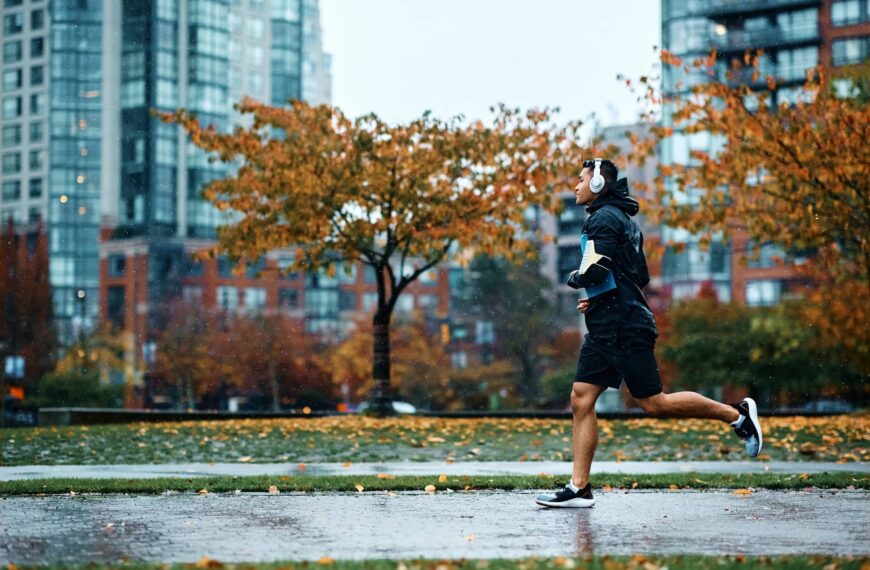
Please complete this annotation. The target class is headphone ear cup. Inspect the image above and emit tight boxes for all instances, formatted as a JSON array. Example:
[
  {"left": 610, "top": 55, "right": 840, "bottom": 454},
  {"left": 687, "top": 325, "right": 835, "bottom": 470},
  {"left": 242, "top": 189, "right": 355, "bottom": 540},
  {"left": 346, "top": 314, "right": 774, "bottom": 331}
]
[{"left": 589, "top": 159, "right": 605, "bottom": 193}]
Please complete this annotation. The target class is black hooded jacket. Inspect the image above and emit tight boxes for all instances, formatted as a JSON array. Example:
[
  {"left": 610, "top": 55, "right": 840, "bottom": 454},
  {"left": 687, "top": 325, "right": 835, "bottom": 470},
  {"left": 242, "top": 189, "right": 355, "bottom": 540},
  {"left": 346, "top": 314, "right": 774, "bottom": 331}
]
[{"left": 566, "top": 177, "right": 657, "bottom": 337}]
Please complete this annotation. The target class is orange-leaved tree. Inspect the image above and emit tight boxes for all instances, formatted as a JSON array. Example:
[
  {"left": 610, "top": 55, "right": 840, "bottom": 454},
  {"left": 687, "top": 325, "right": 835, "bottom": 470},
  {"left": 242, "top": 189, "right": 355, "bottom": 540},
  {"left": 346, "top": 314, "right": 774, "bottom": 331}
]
[
  {"left": 161, "top": 99, "right": 588, "bottom": 414},
  {"left": 627, "top": 51, "right": 870, "bottom": 373}
]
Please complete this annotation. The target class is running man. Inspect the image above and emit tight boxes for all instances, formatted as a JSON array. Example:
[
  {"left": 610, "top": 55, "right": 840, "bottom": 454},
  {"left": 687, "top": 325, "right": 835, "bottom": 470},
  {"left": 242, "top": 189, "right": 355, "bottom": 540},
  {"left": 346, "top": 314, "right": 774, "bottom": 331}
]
[{"left": 535, "top": 159, "right": 763, "bottom": 508}]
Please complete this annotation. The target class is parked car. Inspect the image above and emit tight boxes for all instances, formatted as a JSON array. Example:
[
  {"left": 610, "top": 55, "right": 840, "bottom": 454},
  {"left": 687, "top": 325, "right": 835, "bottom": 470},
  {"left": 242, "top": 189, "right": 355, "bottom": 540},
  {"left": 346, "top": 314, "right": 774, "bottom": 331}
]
[
  {"left": 354, "top": 400, "right": 417, "bottom": 414},
  {"left": 800, "top": 399, "right": 854, "bottom": 413}
]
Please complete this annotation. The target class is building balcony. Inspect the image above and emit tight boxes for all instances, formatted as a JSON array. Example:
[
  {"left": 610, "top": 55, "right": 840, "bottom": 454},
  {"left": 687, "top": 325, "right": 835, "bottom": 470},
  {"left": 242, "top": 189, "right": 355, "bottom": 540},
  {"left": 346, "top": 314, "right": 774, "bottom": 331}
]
[
  {"left": 697, "top": 0, "right": 819, "bottom": 18},
  {"left": 711, "top": 25, "right": 819, "bottom": 52}
]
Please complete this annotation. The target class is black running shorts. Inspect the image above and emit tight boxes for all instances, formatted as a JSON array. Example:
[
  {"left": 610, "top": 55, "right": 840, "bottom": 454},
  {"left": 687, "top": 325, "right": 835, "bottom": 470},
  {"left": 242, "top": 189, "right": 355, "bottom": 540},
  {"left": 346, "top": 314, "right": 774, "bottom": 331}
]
[{"left": 574, "top": 328, "right": 663, "bottom": 399}]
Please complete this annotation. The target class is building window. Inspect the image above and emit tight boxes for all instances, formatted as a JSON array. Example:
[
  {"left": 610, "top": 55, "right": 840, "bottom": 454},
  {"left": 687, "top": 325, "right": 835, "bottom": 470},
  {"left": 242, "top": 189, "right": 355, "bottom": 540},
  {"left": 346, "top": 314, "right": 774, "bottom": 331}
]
[
  {"left": 362, "top": 292, "right": 378, "bottom": 312},
  {"left": 777, "top": 46, "right": 818, "bottom": 81},
  {"left": 4, "top": 0, "right": 24, "bottom": 7},
  {"left": 832, "top": 36, "right": 870, "bottom": 66},
  {"left": 745, "top": 280, "right": 781, "bottom": 306},
  {"left": 2, "top": 181, "right": 21, "bottom": 201},
  {"left": 247, "top": 16, "right": 264, "bottom": 39},
  {"left": 30, "top": 65, "right": 43, "bottom": 86},
  {"left": 218, "top": 256, "right": 236, "bottom": 277},
  {"left": 248, "top": 44, "right": 264, "bottom": 66},
  {"left": 338, "top": 290, "right": 357, "bottom": 311},
  {"left": 216, "top": 286, "right": 239, "bottom": 310},
  {"left": 28, "top": 177, "right": 42, "bottom": 198},
  {"left": 108, "top": 254, "right": 126, "bottom": 277},
  {"left": 2, "top": 125, "right": 21, "bottom": 146},
  {"left": 417, "top": 294, "right": 439, "bottom": 311},
  {"left": 30, "top": 9, "right": 44, "bottom": 30},
  {"left": 28, "top": 149, "right": 43, "bottom": 170},
  {"left": 30, "top": 93, "right": 45, "bottom": 115},
  {"left": 832, "top": 0, "right": 870, "bottom": 26},
  {"left": 476, "top": 321, "right": 495, "bottom": 344},
  {"left": 3, "top": 13, "right": 24, "bottom": 35},
  {"left": 28, "top": 207, "right": 40, "bottom": 223},
  {"left": 278, "top": 287, "right": 298, "bottom": 308},
  {"left": 451, "top": 351, "right": 468, "bottom": 369},
  {"left": 107, "top": 286, "right": 125, "bottom": 328},
  {"left": 29, "top": 121, "right": 43, "bottom": 142},
  {"left": 3, "top": 68, "right": 22, "bottom": 90},
  {"left": 30, "top": 37, "right": 44, "bottom": 58},
  {"left": 182, "top": 286, "right": 203, "bottom": 303},
  {"left": 2, "top": 97, "right": 21, "bottom": 120},
  {"left": 243, "top": 287, "right": 266, "bottom": 313},
  {"left": 2, "top": 153, "right": 21, "bottom": 174},
  {"left": 3, "top": 40, "right": 22, "bottom": 63},
  {"left": 395, "top": 294, "right": 414, "bottom": 314}
]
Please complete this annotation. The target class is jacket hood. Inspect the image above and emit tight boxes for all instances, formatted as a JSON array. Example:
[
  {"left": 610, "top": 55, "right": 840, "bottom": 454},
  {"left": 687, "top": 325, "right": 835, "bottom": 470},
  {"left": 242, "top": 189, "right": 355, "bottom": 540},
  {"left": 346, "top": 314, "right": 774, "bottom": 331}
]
[{"left": 586, "top": 177, "right": 639, "bottom": 217}]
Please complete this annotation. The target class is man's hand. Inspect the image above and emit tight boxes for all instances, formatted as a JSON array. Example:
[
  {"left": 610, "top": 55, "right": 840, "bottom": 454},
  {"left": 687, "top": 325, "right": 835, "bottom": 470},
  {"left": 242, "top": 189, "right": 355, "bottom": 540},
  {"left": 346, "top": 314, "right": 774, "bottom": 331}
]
[{"left": 577, "top": 298, "right": 590, "bottom": 313}]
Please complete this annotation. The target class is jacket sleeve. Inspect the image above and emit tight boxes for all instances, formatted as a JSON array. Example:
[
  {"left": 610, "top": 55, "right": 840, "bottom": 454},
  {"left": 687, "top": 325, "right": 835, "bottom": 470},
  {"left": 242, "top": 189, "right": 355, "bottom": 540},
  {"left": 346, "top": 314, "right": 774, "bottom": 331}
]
[{"left": 566, "top": 211, "right": 620, "bottom": 290}]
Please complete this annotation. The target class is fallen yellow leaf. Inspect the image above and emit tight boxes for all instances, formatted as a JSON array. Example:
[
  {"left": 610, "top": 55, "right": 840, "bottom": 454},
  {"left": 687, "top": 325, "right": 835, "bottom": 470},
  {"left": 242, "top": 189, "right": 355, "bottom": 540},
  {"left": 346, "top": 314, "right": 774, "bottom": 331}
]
[
  {"left": 342, "top": 461, "right": 352, "bottom": 468},
  {"left": 376, "top": 473, "right": 396, "bottom": 479},
  {"left": 268, "top": 486, "right": 279, "bottom": 494},
  {"left": 198, "top": 489, "right": 209, "bottom": 495},
  {"left": 668, "top": 484, "right": 679, "bottom": 491},
  {"left": 733, "top": 488, "right": 753, "bottom": 495},
  {"left": 196, "top": 556, "right": 222, "bottom": 568},
  {"left": 355, "top": 484, "right": 364, "bottom": 493},
  {"left": 424, "top": 484, "right": 437, "bottom": 493},
  {"left": 317, "top": 556, "right": 334, "bottom": 565},
  {"left": 438, "top": 474, "right": 448, "bottom": 483},
  {"left": 237, "top": 456, "right": 253, "bottom": 463}
]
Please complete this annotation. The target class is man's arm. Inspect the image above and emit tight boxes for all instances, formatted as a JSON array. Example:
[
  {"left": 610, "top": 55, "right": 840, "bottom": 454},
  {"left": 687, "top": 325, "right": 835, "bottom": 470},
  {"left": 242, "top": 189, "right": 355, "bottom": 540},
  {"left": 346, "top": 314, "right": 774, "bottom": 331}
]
[{"left": 566, "top": 211, "right": 619, "bottom": 290}]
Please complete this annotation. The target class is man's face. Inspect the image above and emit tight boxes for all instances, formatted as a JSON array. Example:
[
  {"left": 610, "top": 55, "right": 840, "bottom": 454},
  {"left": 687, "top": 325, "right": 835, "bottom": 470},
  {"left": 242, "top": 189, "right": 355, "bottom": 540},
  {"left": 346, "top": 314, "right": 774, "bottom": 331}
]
[{"left": 574, "top": 166, "right": 598, "bottom": 205}]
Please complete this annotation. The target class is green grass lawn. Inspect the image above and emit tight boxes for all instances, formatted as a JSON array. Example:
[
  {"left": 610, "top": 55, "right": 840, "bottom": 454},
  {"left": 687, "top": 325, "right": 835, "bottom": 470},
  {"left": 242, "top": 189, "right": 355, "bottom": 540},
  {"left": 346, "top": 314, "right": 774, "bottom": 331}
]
[
  {"left": 2, "top": 471, "right": 868, "bottom": 496},
  {"left": 4, "top": 554, "right": 869, "bottom": 570},
  {"left": 3, "top": 414, "right": 868, "bottom": 466}
]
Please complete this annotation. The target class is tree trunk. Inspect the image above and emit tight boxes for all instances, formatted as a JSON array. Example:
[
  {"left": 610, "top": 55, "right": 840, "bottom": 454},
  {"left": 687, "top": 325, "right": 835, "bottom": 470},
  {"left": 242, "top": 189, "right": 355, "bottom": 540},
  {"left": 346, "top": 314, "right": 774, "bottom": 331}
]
[
  {"left": 369, "top": 309, "right": 395, "bottom": 416},
  {"left": 185, "top": 379, "right": 195, "bottom": 410},
  {"left": 268, "top": 359, "right": 280, "bottom": 412}
]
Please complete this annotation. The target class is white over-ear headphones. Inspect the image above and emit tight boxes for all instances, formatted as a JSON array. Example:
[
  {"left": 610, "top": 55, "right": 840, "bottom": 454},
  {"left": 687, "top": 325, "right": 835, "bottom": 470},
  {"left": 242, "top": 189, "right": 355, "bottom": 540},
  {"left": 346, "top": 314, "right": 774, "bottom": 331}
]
[{"left": 590, "top": 158, "right": 605, "bottom": 194}]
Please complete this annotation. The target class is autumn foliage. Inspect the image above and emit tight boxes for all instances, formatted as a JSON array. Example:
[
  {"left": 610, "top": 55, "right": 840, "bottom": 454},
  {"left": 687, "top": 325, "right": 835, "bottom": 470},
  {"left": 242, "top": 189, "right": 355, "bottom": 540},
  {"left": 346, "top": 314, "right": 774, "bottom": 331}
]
[
  {"left": 628, "top": 51, "right": 870, "bottom": 373},
  {"left": 161, "top": 99, "right": 589, "bottom": 412}
]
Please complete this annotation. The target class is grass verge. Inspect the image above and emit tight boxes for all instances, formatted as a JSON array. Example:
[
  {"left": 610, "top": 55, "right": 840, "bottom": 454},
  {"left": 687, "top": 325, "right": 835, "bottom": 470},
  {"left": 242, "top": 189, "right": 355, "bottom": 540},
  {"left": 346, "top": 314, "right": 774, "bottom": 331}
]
[
  {"left": 2, "top": 471, "right": 868, "bottom": 496},
  {"left": 4, "top": 554, "right": 870, "bottom": 570},
  {"left": 4, "top": 414, "right": 869, "bottom": 466}
]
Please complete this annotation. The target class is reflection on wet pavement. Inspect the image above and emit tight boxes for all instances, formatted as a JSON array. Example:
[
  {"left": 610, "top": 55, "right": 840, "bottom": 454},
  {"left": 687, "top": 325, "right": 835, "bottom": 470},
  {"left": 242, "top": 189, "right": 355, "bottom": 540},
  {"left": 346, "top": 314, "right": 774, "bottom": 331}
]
[{"left": 2, "top": 489, "right": 868, "bottom": 565}]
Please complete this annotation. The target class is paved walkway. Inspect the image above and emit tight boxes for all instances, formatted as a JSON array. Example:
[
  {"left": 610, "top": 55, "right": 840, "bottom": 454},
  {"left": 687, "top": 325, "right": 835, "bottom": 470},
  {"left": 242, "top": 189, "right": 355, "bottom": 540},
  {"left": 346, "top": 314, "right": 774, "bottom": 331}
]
[
  {"left": 1, "top": 460, "right": 866, "bottom": 480},
  {"left": 2, "top": 489, "right": 867, "bottom": 565}
]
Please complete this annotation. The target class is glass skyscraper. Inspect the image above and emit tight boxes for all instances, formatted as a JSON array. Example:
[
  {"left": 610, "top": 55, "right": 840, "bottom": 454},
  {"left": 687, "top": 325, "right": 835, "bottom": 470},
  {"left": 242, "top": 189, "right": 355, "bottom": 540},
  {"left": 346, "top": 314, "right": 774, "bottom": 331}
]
[{"left": 0, "top": 0, "right": 331, "bottom": 344}]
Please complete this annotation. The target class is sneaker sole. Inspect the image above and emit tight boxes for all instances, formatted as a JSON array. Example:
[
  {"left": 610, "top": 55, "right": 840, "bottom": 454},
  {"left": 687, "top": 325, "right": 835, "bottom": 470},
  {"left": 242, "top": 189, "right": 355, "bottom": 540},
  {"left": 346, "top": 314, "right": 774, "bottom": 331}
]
[
  {"left": 744, "top": 397, "right": 763, "bottom": 457},
  {"left": 535, "top": 498, "right": 595, "bottom": 508}
]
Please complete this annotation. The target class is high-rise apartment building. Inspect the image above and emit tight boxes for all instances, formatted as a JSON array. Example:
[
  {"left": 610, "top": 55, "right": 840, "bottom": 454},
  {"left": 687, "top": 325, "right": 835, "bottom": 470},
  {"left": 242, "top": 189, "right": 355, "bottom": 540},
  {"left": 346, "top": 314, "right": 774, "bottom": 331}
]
[
  {"left": 1, "top": 0, "right": 104, "bottom": 343},
  {"left": 660, "top": 0, "right": 870, "bottom": 304},
  {"left": 0, "top": 0, "right": 331, "bottom": 346}
]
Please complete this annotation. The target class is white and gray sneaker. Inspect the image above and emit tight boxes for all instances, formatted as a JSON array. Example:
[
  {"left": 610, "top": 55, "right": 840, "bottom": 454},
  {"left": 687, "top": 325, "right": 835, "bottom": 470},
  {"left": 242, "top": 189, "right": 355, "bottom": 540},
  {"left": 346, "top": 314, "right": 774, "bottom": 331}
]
[
  {"left": 731, "top": 397, "right": 763, "bottom": 458},
  {"left": 535, "top": 481, "right": 595, "bottom": 508}
]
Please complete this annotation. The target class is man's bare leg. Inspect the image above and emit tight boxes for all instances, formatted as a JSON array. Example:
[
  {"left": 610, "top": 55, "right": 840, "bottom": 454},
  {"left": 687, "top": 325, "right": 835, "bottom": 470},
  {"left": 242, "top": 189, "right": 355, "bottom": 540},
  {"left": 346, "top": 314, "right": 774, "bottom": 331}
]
[
  {"left": 634, "top": 391, "right": 741, "bottom": 423},
  {"left": 570, "top": 382, "right": 607, "bottom": 488}
]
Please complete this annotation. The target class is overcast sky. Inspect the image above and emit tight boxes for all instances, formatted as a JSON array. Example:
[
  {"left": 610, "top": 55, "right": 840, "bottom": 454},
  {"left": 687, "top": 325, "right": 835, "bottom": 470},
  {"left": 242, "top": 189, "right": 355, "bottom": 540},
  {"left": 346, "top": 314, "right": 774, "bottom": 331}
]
[{"left": 320, "top": 0, "right": 662, "bottom": 131}]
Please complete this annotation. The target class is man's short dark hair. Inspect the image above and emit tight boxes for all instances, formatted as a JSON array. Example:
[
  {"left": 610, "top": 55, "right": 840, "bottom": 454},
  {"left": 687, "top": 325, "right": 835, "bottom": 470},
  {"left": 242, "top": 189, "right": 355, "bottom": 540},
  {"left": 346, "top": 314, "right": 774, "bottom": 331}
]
[{"left": 582, "top": 159, "right": 619, "bottom": 191}]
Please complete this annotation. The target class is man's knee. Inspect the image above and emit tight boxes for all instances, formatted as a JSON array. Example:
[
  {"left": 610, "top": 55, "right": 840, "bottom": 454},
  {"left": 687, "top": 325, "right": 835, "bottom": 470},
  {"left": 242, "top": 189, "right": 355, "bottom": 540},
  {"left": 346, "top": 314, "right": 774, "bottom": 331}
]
[
  {"left": 635, "top": 392, "right": 667, "bottom": 415},
  {"left": 570, "top": 382, "right": 600, "bottom": 414}
]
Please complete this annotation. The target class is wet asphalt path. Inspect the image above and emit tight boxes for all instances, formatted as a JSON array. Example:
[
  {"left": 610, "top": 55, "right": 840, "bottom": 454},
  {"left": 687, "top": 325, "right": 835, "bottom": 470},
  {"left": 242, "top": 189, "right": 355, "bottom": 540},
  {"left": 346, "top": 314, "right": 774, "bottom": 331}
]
[{"left": 2, "top": 489, "right": 867, "bottom": 565}]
